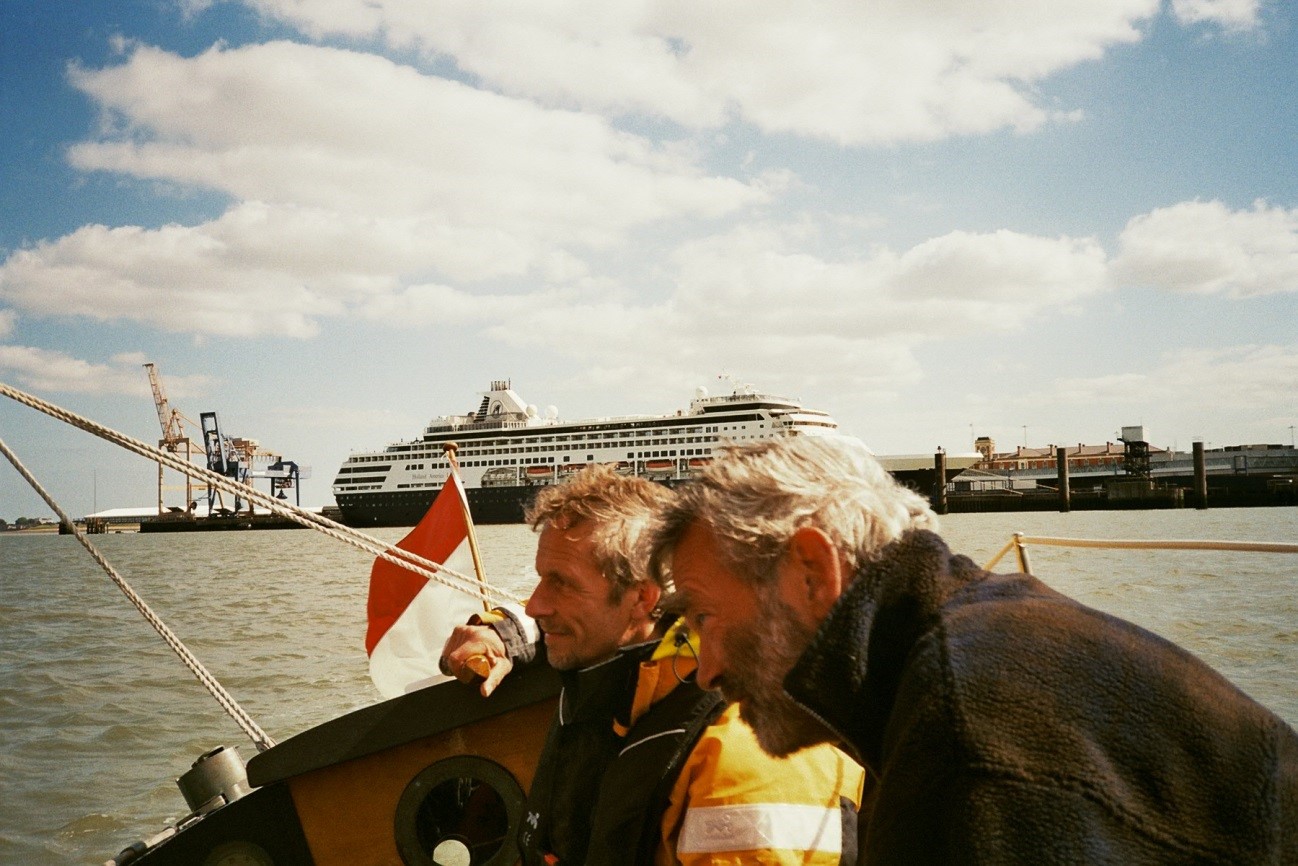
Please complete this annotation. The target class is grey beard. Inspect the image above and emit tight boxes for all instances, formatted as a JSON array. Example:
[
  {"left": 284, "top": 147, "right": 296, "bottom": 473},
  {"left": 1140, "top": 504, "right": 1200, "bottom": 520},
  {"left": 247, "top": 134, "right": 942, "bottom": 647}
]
[{"left": 720, "top": 590, "right": 831, "bottom": 757}]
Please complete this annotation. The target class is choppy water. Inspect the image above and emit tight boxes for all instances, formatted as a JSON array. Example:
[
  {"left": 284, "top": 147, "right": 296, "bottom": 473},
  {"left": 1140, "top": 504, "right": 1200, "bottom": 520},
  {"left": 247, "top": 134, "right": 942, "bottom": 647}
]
[{"left": 2, "top": 509, "right": 1295, "bottom": 864}]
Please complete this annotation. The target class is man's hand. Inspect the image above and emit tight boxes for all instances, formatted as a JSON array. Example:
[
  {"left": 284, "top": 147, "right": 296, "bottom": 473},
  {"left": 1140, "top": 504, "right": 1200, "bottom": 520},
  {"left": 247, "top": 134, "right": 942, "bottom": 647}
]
[{"left": 440, "top": 624, "right": 514, "bottom": 697}]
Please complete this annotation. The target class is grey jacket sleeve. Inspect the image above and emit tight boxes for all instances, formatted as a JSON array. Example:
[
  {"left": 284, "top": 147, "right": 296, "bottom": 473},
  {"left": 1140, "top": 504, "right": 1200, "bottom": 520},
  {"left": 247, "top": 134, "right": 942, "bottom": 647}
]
[{"left": 479, "top": 602, "right": 542, "bottom": 666}]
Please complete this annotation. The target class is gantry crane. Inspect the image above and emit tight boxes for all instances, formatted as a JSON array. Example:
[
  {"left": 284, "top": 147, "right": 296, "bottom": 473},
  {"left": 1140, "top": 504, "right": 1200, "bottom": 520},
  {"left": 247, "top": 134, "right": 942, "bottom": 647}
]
[
  {"left": 199, "top": 411, "right": 309, "bottom": 514},
  {"left": 144, "top": 363, "right": 207, "bottom": 514},
  {"left": 145, "top": 363, "right": 309, "bottom": 517}
]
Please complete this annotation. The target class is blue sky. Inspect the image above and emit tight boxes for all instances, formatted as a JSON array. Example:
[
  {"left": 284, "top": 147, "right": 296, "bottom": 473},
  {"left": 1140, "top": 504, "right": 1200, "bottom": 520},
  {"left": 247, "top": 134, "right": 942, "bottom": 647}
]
[{"left": 2, "top": 0, "right": 1296, "bottom": 519}]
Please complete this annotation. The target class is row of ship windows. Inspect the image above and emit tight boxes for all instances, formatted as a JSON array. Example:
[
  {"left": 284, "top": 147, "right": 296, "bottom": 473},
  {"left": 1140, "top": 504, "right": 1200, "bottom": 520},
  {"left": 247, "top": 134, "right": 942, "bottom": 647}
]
[
  {"left": 336, "top": 449, "right": 717, "bottom": 489},
  {"left": 337, "top": 427, "right": 779, "bottom": 480},
  {"left": 347, "top": 424, "right": 767, "bottom": 463},
  {"left": 403, "top": 447, "right": 712, "bottom": 471}
]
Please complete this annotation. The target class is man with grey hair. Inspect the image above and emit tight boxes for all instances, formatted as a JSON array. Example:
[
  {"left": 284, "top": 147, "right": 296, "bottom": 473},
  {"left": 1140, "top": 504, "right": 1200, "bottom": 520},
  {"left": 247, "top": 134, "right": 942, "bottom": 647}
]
[
  {"left": 440, "top": 464, "right": 864, "bottom": 866},
  {"left": 650, "top": 436, "right": 1298, "bottom": 864}
]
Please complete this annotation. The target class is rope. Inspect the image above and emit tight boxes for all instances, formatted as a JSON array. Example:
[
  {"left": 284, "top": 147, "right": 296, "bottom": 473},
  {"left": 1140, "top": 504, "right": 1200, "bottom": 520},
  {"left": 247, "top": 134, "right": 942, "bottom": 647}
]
[
  {"left": 0, "top": 434, "right": 276, "bottom": 752},
  {"left": 1, "top": 379, "right": 535, "bottom": 753},
  {"left": 985, "top": 533, "right": 1298, "bottom": 571},
  {"left": 0, "top": 381, "right": 526, "bottom": 608},
  {"left": 1015, "top": 535, "right": 1298, "bottom": 554}
]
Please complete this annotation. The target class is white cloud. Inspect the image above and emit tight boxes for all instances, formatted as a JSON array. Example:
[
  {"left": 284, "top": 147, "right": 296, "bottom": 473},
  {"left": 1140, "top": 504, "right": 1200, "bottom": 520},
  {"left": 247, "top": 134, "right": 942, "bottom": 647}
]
[
  {"left": 0, "top": 207, "right": 367, "bottom": 338},
  {"left": 0, "top": 309, "right": 14, "bottom": 338},
  {"left": 236, "top": 0, "right": 1163, "bottom": 144},
  {"left": 0, "top": 39, "right": 776, "bottom": 338},
  {"left": 0, "top": 345, "right": 213, "bottom": 396},
  {"left": 1170, "top": 0, "right": 1262, "bottom": 30},
  {"left": 65, "top": 41, "right": 760, "bottom": 231},
  {"left": 1047, "top": 344, "right": 1298, "bottom": 411},
  {"left": 664, "top": 223, "right": 1108, "bottom": 336},
  {"left": 393, "top": 221, "right": 1113, "bottom": 398},
  {"left": 1113, "top": 200, "right": 1298, "bottom": 298},
  {"left": 112, "top": 351, "right": 149, "bottom": 364}
]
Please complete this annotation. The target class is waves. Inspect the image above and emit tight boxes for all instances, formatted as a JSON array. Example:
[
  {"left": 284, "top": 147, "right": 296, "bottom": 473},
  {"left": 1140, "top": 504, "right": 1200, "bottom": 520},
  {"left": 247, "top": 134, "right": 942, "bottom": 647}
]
[{"left": 2, "top": 510, "right": 1294, "bottom": 864}]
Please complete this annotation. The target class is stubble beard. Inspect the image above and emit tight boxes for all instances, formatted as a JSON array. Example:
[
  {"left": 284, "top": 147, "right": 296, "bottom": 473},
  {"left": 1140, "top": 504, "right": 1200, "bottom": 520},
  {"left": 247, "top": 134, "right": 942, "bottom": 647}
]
[
  {"left": 720, "top": 591, "right": 832, "bottom": 757},
  {"left": 536, "top": 619, "right": 579, "bottom": 671}
]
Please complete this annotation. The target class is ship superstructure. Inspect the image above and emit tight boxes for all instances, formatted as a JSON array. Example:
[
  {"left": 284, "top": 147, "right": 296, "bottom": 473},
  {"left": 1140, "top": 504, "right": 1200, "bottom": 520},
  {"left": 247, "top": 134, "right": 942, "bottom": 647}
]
[{"left": 331, "top": 379, "right": 839, "bottom": 525}]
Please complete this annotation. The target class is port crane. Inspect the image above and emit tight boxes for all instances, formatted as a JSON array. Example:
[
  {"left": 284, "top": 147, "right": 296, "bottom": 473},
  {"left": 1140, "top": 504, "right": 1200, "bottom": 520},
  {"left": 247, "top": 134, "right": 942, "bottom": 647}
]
[
  {"left": 145, "top": 363, "right": 309, "bottom": 518},
  {"left": 144, "top": 363, "right": 207, "bottom": 514},
  {"left": 199, "top": 411, "right": 308, "bottom": 515}
]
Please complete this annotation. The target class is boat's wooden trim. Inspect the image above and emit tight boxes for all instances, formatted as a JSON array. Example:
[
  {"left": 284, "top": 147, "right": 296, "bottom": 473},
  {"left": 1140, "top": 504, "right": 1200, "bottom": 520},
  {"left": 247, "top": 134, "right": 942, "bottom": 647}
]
[
  {"left": 247, "top": 662, "right": 561, "bottom": 787},
  {"left": 288, "top": 698, "right": 556, "bottom": 865}
]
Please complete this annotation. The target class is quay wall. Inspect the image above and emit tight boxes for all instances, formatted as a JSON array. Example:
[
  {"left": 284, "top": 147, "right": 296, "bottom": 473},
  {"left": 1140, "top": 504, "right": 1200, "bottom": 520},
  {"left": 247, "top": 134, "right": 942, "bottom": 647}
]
[{"left": 942, "top": 474, "right": 1296, "bottom": 514}]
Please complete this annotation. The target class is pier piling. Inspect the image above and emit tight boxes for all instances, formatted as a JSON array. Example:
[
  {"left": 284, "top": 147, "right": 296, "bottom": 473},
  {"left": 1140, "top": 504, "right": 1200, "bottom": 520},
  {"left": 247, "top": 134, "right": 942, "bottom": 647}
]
[
  {"left": 1056, "top": 446, "right": 1071, "bottom": 513},
  {"left": 1193, "top": 441, "right": 1208, "bottom": 510},
  {"left": 933, "top": 451, "right": 948, "bottom": 515}
]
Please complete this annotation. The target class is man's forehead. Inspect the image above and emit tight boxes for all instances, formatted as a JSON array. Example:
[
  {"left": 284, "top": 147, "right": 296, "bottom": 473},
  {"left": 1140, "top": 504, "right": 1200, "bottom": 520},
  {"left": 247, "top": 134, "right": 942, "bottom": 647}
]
[
  {"left": 536, "top": 524, "right": 607, "bottom": 581},
  {"left": 675, "top": 518, "right": 721, "bottom": 558},
  {"left": 663, "top": 549, "right": 724, "bottom": 604},
  {"left": 661, "top": 589, "right": 691, "bottom": 615}
]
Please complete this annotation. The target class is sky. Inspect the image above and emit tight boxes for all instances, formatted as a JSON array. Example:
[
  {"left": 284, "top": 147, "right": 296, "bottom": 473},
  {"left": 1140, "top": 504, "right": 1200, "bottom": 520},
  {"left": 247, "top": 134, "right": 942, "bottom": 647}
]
[{"left": 1, "top": 0, "right": 1296, "bottom": 520}]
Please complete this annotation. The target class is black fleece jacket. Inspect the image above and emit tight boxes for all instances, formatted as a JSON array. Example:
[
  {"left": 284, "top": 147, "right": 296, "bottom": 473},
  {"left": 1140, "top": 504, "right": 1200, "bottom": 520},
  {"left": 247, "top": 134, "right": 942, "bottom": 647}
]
[{"left": 784, "top": 529, "right": 1298, "bottom": 865}]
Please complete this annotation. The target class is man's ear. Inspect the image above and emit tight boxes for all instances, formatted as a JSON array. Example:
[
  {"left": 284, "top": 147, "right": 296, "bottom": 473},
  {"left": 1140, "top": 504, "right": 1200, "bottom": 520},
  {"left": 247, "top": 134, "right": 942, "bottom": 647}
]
[
  {"left": 779, "top": 526, "right": 846, "bottom": 620},
  {"left": 629, "top": 580, "right": 662, "bottom": 619}
]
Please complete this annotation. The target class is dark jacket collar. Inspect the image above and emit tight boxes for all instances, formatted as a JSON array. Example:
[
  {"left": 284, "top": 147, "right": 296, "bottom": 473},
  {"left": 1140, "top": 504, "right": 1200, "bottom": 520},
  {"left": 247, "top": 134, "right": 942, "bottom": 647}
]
[
  {"left": 557, "top": 634, "right": 661, "bottom": 727},
  {"left": 782, "top": 528, "right": 981, "bottom": 769}
]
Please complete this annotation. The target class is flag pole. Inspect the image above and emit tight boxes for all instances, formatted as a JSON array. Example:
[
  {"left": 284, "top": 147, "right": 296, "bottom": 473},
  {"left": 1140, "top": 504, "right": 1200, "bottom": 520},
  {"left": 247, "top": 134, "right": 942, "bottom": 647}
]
[{"left": 444, "top": 442, "right": 491, "bottom": 613}]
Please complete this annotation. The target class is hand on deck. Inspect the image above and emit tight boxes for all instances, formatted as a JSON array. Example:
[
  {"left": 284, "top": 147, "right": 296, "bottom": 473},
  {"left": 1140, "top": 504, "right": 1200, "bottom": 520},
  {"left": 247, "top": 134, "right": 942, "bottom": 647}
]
[{"left": 440, "top": 624, "right": 514, "bottom": 697}]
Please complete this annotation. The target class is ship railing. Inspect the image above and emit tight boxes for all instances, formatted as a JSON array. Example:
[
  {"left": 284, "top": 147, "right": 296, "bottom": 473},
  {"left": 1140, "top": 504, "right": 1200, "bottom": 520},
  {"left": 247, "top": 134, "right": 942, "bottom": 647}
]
[
  {"left": 694, "top": 392, "right": 795, "bottom": 407},
  {"left": 985, "top": 533, "right": 1298, "bottom": 574},
  {"left": 425, "top": 419, "right": 541, "bottom": 434}
]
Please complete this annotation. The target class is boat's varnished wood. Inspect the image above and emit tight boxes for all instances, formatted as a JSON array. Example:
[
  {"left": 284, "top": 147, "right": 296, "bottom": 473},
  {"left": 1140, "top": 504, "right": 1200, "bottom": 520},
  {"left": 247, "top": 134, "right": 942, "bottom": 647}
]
[
  {"left": 288, "top": 697, "right": 556, "bottom": 865},
  {"left": 247, "top": 662, "right": 561, "bottom": 786},
  {"left": 135, "top": 782, "right": 313, "bottom": 865},
  {"left": 237, "top": 663, "right": 560, "bottom": 865}
]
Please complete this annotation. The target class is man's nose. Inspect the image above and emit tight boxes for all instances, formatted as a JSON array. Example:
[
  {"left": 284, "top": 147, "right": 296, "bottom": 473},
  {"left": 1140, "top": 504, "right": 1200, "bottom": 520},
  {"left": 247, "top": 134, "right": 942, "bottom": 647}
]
[
  {"left": 524, "top": 587, "right": 550, "bottom": 619},
  {"left": 694, "top": 644, "right": 723, "bottom": 691}
]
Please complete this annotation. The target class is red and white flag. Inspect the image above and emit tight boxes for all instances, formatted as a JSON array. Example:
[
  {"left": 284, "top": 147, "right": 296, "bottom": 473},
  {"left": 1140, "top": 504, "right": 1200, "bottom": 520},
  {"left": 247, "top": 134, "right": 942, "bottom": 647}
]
[{"left": 365, "top": 473, "right": 485, "bottom": 698}]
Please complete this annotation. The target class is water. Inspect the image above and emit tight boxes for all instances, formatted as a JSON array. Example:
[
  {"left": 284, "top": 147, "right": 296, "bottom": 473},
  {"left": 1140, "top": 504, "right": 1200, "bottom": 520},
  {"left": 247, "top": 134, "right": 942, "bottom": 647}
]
[{"left": 1, "top": 510, "right": 1295, "bottom": 864}]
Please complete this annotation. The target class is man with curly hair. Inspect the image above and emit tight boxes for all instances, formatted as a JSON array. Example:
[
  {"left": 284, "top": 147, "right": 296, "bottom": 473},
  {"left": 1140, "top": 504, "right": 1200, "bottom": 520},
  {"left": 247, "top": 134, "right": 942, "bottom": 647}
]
[{"left": 441, "top": 464, "right": 864, "bottom": 866}]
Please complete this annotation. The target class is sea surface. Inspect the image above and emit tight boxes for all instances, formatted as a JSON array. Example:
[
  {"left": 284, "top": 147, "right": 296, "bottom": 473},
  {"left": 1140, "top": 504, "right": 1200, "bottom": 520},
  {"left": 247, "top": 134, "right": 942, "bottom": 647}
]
[{"left": 2, "top": 508, "right": 1296, "bottom": 864}]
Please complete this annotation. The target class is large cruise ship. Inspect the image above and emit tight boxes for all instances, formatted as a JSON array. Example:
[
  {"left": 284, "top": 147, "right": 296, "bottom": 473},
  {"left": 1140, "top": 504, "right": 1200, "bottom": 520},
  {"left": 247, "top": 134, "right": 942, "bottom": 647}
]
[{"left": 331, "top": 379, "right": 948, "bottom": 526}]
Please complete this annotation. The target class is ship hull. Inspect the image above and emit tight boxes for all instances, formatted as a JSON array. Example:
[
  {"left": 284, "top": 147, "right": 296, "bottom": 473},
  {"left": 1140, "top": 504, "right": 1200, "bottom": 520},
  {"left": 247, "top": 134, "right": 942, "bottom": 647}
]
[
  {"left": 335, "top": 468, "right": 947, "bottom": 528},
  {"left": 336, "top": 485, "right": 541, "bottom": 527}
]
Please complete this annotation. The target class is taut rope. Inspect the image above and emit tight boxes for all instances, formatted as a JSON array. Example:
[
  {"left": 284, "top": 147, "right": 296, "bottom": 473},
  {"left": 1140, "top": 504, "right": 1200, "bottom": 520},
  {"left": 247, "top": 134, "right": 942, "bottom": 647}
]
[
  {"left": 1, "top": 380, "right": 532, "bottom": 752},
  {"left": 0, "top": 381, "right": 526, "bottom": 608},
  {"left": 986, "top": 531, "right": 1298, "bottom": 572},
  {"left": 0, "top": 434, "right": 276, "bottom": 751}
]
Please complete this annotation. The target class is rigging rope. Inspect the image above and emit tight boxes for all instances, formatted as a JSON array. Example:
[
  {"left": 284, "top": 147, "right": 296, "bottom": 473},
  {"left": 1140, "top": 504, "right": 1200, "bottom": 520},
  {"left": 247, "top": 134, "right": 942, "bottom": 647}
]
[
  {"left": 0, "top": 381, "right": 526, "bottom": 608},
  {"left": 1, "top": 379, "right": 536, "bottom": 753},
  {"left": 985, "top": 532, "right": 1298, "bottom": 571},
  {"left": 0, "top": 434, "right": 276, "bottom": 752}
]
